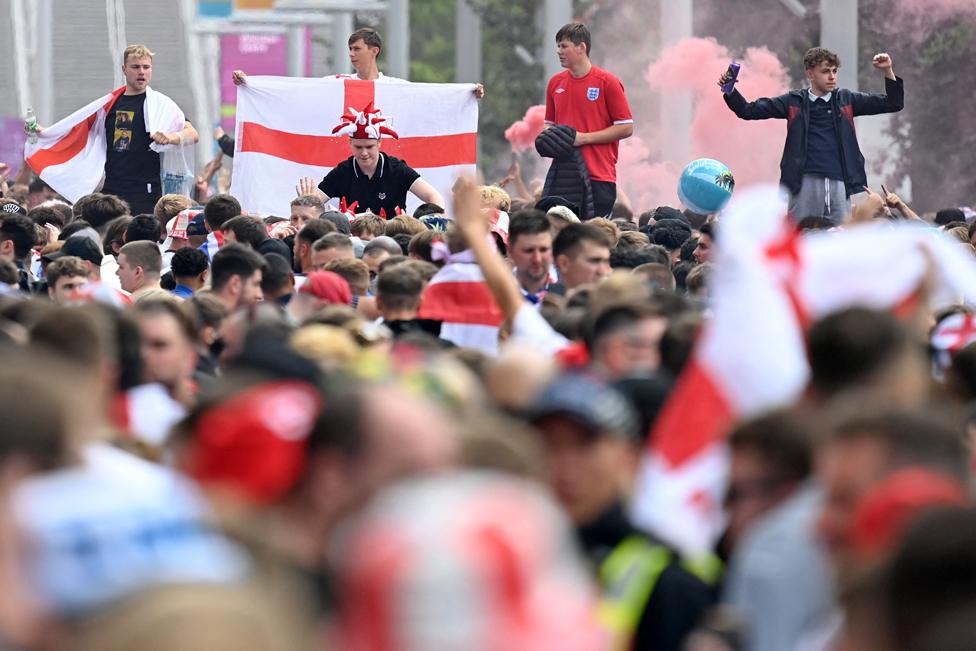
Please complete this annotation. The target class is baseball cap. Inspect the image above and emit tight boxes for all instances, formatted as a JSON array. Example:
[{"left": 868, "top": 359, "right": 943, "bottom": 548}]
[
  {"left": 531, "top": 373, "right": 639, "bottom": 439},
  {"left": 162, "top": 208, "right": 201, "bottom": 251},
  {"left": 185, "top": 212, "right": 208, "bottom": 237},
  {"left": 43, "top": 234, "right": 103, "bottom": 266},
  {"left": 419, "top": 214, "right": 450, "bottom": 231},
  {"left": 546, "top": 205, "right": 580, "bottom": 225},
  {"left": 322, "top": 211, "right": 351, "bottom": 235},
  {"left": 183, "top": 380, "right": 324, "bottom": 505},
  {"left": 298, "top": 271, "right": 352, "bottom": 305},
  {"left": 0, "top": 201, "right": 28, "bottom": 217},
  {"left": 535, "top": 196, "right": 580, "bottom": 219}
]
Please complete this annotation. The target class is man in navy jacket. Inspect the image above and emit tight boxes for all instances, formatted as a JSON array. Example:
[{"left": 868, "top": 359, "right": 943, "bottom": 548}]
[{"left": 720, "top": 48, "right": 903, "bottom": 222}]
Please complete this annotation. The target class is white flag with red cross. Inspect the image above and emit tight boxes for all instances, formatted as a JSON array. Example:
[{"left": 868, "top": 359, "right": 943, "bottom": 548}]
[
  {"left": 631, "top": 186, "right": 976, "bottom": 555},
  {"left": 230, "top": 76, "right": 479, "bottom": 216}
]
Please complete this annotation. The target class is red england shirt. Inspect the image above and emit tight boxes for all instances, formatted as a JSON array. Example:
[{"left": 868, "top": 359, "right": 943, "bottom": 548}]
[{"left": 544, "top": 65, "right": 633, "bottom": 183}]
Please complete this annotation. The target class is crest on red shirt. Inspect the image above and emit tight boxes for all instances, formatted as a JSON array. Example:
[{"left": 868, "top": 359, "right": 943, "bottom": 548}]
[{"left": 586, "top": 87, "right": 600, "bottom": 101}]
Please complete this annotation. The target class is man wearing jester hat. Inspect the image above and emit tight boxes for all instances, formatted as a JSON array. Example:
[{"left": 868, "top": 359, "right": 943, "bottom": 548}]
[{"left": 298, "top": 103, "right": 444, "bottom": 218}]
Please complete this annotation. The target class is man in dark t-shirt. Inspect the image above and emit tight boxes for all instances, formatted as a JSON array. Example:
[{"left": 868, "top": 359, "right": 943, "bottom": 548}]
[
  {"left": 103, "top": 45, "right": 198, "bottom": 215},
  {"left": 298, "top": 103, "right": 444, "bottom": 218}
]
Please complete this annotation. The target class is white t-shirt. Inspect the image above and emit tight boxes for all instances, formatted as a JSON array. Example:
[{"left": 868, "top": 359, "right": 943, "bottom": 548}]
[{"left": 511, "top": 304, "right": 569, "bottom": 356}]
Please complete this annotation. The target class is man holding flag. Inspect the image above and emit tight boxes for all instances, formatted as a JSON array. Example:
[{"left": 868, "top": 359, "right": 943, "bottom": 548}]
[
  {"left": 296, "top": 103, "right": 445, "bottom": 218},
  {"left": 25, "top": 45, "right": 198, "bottom": 214}
]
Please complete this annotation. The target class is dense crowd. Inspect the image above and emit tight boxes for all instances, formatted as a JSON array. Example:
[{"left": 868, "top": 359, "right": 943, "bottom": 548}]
[{"left": 1, "top": 19, "right": 976, "bottom": 651}]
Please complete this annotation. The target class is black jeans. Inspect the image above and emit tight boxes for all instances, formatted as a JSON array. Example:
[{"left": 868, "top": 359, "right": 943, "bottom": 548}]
[{"left": 592, "top": 180, "right": 617, "bottom": 218}]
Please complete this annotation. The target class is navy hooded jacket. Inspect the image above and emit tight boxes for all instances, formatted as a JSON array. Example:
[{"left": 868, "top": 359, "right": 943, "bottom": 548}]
[{"left": 723, "top": 76, "right": 904, "bottom": 197}]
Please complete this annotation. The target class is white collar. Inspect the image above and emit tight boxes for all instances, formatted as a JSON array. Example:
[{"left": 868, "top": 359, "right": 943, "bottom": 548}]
[
  {"left": 353, "top": 152, "right": 385, "bottom": 179},
  {"left": 808, "top": 89, "right": 832, "bottom": 103}
]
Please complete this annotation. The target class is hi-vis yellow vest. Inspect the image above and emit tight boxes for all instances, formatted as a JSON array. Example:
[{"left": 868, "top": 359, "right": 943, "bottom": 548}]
[{"left": 596, "top": 535, "right": 722, "bottom": 650}]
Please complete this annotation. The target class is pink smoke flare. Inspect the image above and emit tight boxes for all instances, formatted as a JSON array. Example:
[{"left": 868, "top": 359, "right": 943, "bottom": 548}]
[
  {"left": 505, "top": 105, "right": 547, "bottom": 153},
  {"left": 620, "top": 37, "right": 791, "bottom": 211}
]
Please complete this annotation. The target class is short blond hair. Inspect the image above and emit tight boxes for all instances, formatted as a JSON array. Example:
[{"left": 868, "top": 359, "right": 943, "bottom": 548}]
[
  {"left": 587, "top": 217, "right": 620, "bottom": 247},
  {"left": 123, "top": 44, "right": 155, "bottom": 65},
  {"left": 479, "top": 185, "right": 512, "bottom": 212},
  {"left": 154, "top": 194, "right": 193, "bottom": 224}
]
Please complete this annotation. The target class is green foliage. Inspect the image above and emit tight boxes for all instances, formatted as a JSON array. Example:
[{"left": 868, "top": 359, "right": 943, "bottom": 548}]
[
  {"left": 469, "top": 0, "right": 545, "bottom": 177},
  {"left": 409, "top": 0, "right": 456, "bottom": 83},
  {"left": 859, "top": 0, "right": 976, "bottom": 210},
  {"left": 406, "top": 0, "right": 544, "bottom": 177}
]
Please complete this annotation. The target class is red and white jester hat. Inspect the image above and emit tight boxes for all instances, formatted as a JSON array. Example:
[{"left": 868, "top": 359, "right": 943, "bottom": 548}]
[{"left": 331, "top": 102, "right": 399, "bottom": 140}]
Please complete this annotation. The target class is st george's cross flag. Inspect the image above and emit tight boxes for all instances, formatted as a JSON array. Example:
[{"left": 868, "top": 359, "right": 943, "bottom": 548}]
[
  {"left": 23, "top": 87, "right": 187, "bottom": 203},
  {"left": 230, "top": 77, "right": 479, "bottom": 216},
  {"left": 631, "top": 185, "right": 976, "bottom": 555}
]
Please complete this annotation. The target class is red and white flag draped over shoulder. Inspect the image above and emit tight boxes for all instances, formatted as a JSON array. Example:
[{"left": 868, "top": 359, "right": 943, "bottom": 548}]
[
  {"left": 230, "top": 76, "right": 479, "bottom": 216},
  {"left": 632, "top": 185, "right": 976, "bottom": 555},
  {"left": 23, "top": 87, "right": 186, "bottom": 203},
  {"left": 418, "top": 250, "right": 505, "bottom": 356}
]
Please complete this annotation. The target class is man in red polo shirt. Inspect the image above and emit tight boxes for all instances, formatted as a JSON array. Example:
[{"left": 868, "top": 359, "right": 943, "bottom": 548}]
[{"left": 544, "top": 22, "right": 633, "bottom": 217}]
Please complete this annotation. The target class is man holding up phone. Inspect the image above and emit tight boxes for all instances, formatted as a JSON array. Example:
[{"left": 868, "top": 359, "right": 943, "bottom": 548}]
[{"left": 719, "top": 48, "right": 903, "bottom": 222}]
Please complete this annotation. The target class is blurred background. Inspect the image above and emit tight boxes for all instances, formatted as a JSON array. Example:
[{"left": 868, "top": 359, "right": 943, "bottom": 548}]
[{"left": 1, "top": 0, "right": 974, "bottom": 211}]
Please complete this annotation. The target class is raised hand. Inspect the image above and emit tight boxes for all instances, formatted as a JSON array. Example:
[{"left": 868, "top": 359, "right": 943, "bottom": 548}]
[
  {"left": 232, "top": 70, "right": 248, "bottom": 86},
  {"left": 453, "top": 176, "right": 489, "bottom": 242},
  {"left": 295, "top": 176, "right": 318, "bottom": 198},
  {"left": 872, "top": 53, "right": 895, "bottom": 79},
  {"left": 269, "top": 222, "right": 298, "bottom": 240}
]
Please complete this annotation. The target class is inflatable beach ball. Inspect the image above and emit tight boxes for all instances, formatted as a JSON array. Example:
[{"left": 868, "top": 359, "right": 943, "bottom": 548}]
[{"left": 677, "top": 158, "right": 735, "bottom": 215}]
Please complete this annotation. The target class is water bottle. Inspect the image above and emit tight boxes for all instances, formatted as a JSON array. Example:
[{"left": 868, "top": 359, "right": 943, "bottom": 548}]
[{"left": 25, "top": 108, "right": 38, "bottom": 145}]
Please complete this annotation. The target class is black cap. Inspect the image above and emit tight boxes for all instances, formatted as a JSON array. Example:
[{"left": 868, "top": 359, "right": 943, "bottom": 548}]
[
  {"left": 531, "top": 373, "right": 639, "bottom": 439},
  {"left": 0, "top": 201, "right": 28, "bottom": 218},
  {"left": 322, "top": 211, "right": 351, "bottom": 235},
  {"left": 935, "top": 208, "right": 966, "bottom": 226},
  {"left": 44, "top": 235, "right": 103, "bottom": 267},
  {"left": 535, "top": 196, "right": 581, "bottom": 219},
  {"left": 186, "top": 212, "right": 208, "bottom": 237}
]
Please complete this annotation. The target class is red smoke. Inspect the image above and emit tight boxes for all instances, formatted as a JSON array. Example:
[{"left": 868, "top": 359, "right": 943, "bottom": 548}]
[
  {"left": 504, "top": 105, "right": 547, "bottom": 153},
  {"left": 619, "top": 37, "right": 790, "bottom": 211}
]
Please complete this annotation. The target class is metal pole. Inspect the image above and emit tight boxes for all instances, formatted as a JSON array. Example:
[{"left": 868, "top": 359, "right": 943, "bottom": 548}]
[
  {"left": 541, "top": 0, "right": 571, "bottom": 83},
  {"left": 180, "top": 0, "right": 210, "bottom": 170},
  {"left": 819, "top": 0, "right": 858, "bottom": 91},
  {"left": 332, "top": 11, "right": 353, "bottom": 75},
  {"left": 36, "top": 0, "right": 53, "bottom": 124},
  {"left": 455, "top": 0, "right": 481, "bottom": 83},
  {"left": 9, "top": 0, "right": 32, "bottom": 118},
  {"left": 660, "top": 0, "right": 693, "bottom": 166},
  {"left": 287, "top": 24, "right": 307, "bottom": 77},
  {"left": 386, "top": 0, "right": 409, "bottom": 79}
]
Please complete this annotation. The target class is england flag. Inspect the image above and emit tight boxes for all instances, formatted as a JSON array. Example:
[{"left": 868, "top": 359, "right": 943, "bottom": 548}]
[{"left": 230, "top": 76, "right": 479, "bottom": 216}]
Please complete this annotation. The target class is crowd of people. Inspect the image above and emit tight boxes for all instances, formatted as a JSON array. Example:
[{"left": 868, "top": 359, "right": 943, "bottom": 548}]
[{"left": 0, "top": 17, "right": 975, "bottom": 651}]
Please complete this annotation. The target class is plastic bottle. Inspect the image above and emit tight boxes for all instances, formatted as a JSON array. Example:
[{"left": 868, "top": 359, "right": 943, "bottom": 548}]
[{"left": 25, "top": 108, "right": 38, "bottom": 145}]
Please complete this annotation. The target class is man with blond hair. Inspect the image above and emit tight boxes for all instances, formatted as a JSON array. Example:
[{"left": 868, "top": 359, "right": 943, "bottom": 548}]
[
  {"left": 101, "top": 45, "right": 198, "bottom": 214},
  {"left": 154, "top": 193, "right": 194, "bottom": 227},
  {"left": 29, "top": 45, "right": 199, "bottom": 215}
]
